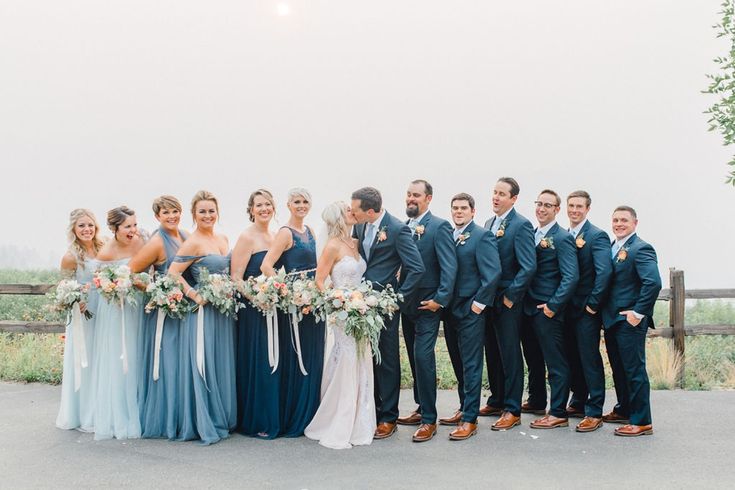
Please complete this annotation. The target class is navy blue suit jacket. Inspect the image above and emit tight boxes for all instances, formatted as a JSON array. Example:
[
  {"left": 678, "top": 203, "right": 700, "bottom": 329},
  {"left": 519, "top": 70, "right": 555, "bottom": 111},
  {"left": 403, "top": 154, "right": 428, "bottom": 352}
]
[
  {"left": 399, "top": 211, "right": 457, "bottom": 313},
  {"left": 570, "top": 220, "right": 613, "bottom": 311},
  {"left": 601, "top": 234, "right": 662, "bottom": 329},
  {"left": 354, "top": 211, "right": 424, "bottom": 300},
  {"left": 523, "top": 222, "right": 579, "bottom": 319},
  {"left": 449, "top": 221, "right": 501, "bottom": 319},
  {"left": 483, "top": 208, "right": 537, "bottom": 306}
]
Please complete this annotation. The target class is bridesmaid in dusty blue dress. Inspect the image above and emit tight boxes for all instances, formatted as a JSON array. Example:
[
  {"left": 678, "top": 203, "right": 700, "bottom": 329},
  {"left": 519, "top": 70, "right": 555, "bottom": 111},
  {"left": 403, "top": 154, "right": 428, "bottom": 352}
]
[
  {"left": 230, "top": 189, "right": 281, "bottom": 438},
  {"left": 91, "top": 206, "right": 146, "bottom": 440},
  {"left": 56, "top": 209, "right": 104, "bottom": 432},
  {"left": 129, "top": 195, "right": 187, "bottom": 439},
  {"left": 261, "top": 188, "right": 325, "bottom": 437},
  {"left": 168, "top": 191, "right": 236, "bottom": 445}
]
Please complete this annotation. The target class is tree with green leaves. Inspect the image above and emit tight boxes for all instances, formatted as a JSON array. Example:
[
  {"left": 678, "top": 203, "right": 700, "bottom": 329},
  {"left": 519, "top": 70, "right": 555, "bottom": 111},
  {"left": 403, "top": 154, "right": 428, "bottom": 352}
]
[{"left": 704, "top": 0, "right": 735, "bottom": 185}]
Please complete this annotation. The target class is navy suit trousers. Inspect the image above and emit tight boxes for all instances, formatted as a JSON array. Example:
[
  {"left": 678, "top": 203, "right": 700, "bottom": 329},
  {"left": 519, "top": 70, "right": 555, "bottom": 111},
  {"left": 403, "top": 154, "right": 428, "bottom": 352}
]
[
  {"left": 527, "top": 312, "right": 570, "bottom": 418},
  {"left": 604, "top": 319, "right": 652, "bottom": 425},
  {"left": 374, "top": 311, "right": 401, "bottom": 423},
  {"left": 484, "top": 303, "right": 524, "bottom": 416},
  {"left": 520, "top": 313, "right": 547, "bottom": 408},
  {"left": 565, "top": 307, "right": 605, "bottom": 417},
  {"left": 444, "top": 310, "right": 485, "bottom": 423},
  {"left": 401, "top": 309, "right": 441, "bottom": 424}
]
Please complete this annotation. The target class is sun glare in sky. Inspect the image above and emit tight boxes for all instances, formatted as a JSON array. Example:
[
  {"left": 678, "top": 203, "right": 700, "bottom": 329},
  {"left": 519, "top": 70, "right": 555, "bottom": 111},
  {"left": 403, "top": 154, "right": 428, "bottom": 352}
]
[{"left": 276, "top": 3, "right": 291, "bottom": 16}]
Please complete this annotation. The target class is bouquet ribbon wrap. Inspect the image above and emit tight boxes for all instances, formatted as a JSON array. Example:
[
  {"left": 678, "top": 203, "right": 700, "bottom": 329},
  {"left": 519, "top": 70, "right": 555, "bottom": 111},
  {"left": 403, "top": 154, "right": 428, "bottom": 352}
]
[
  {"left": 71, "top": 303, "right": 88, "bottom": 392},
  {"left": 152, "top": 309, "right": 166, "bottom": 381}
]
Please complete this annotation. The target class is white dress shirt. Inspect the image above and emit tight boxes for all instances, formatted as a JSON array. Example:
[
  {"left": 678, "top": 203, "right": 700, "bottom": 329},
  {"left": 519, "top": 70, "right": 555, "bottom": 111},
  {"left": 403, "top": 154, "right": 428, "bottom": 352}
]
[
  {"left": 534, "top": 220, "right": 556, "bottom": 245},
  {"left": 490, "top": 208, "right": 513, "bottom": 234},
  {"left": 569, "top": 218, "right": 588, "bottom": 238}
]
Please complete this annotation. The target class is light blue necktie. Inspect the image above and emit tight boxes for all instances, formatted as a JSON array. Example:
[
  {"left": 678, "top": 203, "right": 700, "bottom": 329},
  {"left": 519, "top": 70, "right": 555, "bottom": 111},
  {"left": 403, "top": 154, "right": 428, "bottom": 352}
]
[
  {"left": 611, "top": 241, "right": 620, "bottom": 259},
  {"left": 363, "top": 223, "right": 375, "bottom": 259},
  {"left": 408, "top": 219, "right": 418, "bottom": 235},
  {"left": 534, "top": 228, "right": 544, "bottom": 246},
  {"left": 491, "top": 216, "right": 500, "bottom": 234}
]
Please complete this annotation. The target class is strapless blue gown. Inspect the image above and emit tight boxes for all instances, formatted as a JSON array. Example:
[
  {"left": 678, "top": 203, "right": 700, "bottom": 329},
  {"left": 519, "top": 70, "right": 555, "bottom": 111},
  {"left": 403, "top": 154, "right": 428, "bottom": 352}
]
[
  {"left": 91, "top": 258, "right": 143, "bottom": 440},
  {"left": 139, "top": 228, "right": 187, "bottom": 439},
  {"left": 175, "top": 254, "right": 236, "bottom": 445},
  {"left": 278, "top": 227, "right": 325, "bottom": 437},
  {"left": 56, "top": 257, "right": 98, "bottom": 432},
  {"left": 235, "top": 250, "right": 283, "bottom": 438}
]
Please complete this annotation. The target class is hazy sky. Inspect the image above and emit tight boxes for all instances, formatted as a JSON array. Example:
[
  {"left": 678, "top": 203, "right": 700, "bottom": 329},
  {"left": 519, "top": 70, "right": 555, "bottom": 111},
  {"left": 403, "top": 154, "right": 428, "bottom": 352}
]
[{"left": 1, "top": 1, "right": 733, "bottom": 287}]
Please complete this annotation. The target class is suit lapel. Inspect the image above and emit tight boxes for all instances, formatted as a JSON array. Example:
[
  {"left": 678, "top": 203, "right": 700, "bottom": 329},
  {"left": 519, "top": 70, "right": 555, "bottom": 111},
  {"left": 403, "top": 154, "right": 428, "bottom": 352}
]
[{"left": 367, "top": 212, "right": 389, "bottom": 263}]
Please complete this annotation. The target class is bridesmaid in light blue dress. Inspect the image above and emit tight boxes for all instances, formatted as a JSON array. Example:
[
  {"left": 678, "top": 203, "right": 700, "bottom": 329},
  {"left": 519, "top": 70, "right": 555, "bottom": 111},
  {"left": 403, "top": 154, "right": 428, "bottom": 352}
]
[
  {"left": 261, "top": 188, "right": 325, "bottom": 437},
  {"left": 230, "top": 189, "right": 281, "bottom": 438},
  {"left": 129, "top": 195, "right": 188, "bottom": 439},
  {"left": 90, "top": 206, "right": 146, "bottom": 440},
  {"left": 168, "top": 191, "right": 236, "bottom": 445},
  {"left": 56, "top": 209, "right": 104, "bottom": 432}
]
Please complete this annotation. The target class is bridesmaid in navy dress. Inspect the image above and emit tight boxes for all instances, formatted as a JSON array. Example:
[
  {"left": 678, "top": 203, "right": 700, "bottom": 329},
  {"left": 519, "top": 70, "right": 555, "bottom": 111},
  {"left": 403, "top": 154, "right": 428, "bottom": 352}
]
[
  {"left": 231, "top": 189, "right": 281, "bottom": 438},
  {"left": 129, "top": 195, "right": 187, "bottom": 439},
  {"left": 261, "top": 188, "right": 325, "bottom": 437},
  {"left": 168, "top": 191, "right": 236, "bottom": 445}
]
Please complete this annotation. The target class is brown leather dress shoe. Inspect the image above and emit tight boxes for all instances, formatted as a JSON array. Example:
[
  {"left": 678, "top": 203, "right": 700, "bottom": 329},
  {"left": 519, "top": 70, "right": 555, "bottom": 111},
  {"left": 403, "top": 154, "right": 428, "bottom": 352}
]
[
  {"left": 412, "top": 423, "right": 437, "bottom": 442},
  {"left": 521, "top": 401, "right": 546, "bottom": 415},
  {"left": 449, "top": 421, "right": 477, "bottom": 440},
  {"left": 575, "top": 416, "right": 603, "bottom": 433},
  {"left": 566, "top": 406, "right": 585, "bottom": 418},
  {"left": 530, "top": 415, "right": 569, "bottom": 429},
  {"left": 602, "top": 410, "right": 630, "bottom": 424},
  {"left": 614, "top": 424, "right": 653, "bottom": 437},
  {"left": 374, "top": 422, "right": 397, "bottom": 439},
  {"left": 397, "top": 411, "right": 422, "bottom": 426},
  {"left": 491, "top": 412, "right": 521, "bottom": 431},
  {"left": 438, "top": 409, "right": 462, "bottom": 426},
  {"left": 478, "top": 405, "right": 503, "bottom": 416}
]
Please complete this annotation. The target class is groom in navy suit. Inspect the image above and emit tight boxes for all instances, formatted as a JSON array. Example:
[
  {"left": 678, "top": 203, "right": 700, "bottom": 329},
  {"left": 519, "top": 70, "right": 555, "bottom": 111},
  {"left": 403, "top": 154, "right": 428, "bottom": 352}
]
[
  {"left": 396, "top": 180, "right": 458, "bottom": 443},
  {"left": 523, "top": 189, "right": 579, "bottom": 430},
  {"left": 351, "top": 187, "right": 424, "bottom": 440},
  {"left": 602, "top": 206, "right": 662, "bottom": 437},
  {"left": 441, "top": 193, "right": 500, "bottom": 440}
]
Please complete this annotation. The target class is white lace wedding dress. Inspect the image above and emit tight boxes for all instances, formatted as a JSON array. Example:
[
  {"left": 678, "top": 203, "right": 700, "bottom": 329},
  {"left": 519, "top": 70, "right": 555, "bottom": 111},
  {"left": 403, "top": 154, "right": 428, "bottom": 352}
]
[{"left": 304, "top": 255, "right": 376, "bottom": 449}]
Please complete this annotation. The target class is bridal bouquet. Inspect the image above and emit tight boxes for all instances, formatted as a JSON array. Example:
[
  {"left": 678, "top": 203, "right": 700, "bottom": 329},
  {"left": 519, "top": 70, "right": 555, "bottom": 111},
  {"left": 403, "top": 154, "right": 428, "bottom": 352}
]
[
  {"left": 238, "top": 267, "right": 291, "bottom": 315},
  {"left": 48, "top": 279, "right": 93, "bottom": 320},
  {"left": 286, "top": 272, "right": 326, "bottom": 321},
  {"left": 144, "top": 273, "right": 192, "bottom": 320},
  {"left": 324, "top": 281, "right": 403, "bottom": 362},
  {"left": 93, "top": 265, "right": 140, "bottom": 306},
  {"left": 196, "top": 268, "right": 240, "bottom": 317}
]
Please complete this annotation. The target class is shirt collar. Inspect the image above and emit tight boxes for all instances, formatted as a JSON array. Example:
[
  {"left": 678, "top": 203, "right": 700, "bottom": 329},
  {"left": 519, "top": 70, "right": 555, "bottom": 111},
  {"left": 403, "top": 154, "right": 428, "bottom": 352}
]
[
  {"left": 410, "top": 209, "right": 429, "bottom": 224},
  {"left": 455, "top": 222, "right": 471, "bottom": 235},
  {"left": 570, "top": 218, "right": 588, "bottom": 234},
  {"left": 615, "top": 232, "right": 634, "bottom": 248},
  {"left": 537, "top": 220, "right": 556, "bottom": 236},
  {"left": 369, "top": 209, "right": 386, "bottom": 227},
  {"left": 495, "top": 207, "right": 512, "bottom": 222}
]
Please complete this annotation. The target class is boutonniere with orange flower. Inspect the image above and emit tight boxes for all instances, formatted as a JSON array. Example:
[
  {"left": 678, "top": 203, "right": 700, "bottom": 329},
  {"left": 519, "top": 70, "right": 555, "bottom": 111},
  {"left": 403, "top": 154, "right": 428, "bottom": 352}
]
[
  {"left": 414, "top": 224, "right": 425, "bottom": 240},
  {"left": 539, "top": 236, "right": 555, "bottom": 249},
  {"left": 616, "top": 246, "right": 629, "bottom": 263},
  {"left": 496, "top": 219, "right": 508, "bottom": 238},
  {"left": 575, "top": 232, "right": 586, "bottom": 249},
  {"left": 377, "top": 226, "right": 388, "bottom": 243},
  {"left": 456, "top": 232, "right": 471, "bottom": 245}
]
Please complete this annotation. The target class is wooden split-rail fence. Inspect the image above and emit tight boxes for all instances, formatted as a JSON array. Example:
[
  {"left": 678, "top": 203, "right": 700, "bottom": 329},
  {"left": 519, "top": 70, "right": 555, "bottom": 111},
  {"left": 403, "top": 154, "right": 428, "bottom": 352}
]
[{"left": 1, "top": 268, "right": 734, "bottom": 387}]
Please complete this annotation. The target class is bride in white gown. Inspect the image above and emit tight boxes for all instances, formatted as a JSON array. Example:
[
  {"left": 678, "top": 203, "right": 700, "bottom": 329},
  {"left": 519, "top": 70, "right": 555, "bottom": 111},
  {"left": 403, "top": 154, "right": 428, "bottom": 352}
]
[{"left": 304, "top": 202, "right": 376, "bottom": 449}]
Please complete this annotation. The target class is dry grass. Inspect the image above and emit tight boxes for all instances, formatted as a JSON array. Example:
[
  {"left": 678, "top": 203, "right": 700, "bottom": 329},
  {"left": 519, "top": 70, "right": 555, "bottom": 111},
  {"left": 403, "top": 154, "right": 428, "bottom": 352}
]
[{"left": 647, "top": 340, "right": 684, "bottom": 390}]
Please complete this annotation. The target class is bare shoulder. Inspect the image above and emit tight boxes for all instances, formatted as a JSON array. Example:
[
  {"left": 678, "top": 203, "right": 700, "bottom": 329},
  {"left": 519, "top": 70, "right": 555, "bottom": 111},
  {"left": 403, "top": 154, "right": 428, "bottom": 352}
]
[{"left": 60, "top": 252, "right": 77, "bottom": 271}]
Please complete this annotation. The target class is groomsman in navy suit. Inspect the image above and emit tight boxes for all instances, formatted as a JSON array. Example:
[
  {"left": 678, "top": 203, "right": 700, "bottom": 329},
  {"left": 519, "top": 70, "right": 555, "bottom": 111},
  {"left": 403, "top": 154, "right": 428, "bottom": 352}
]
[
  {"left": 396, "top": 180, "right": 458, "bottom": 443},
  {"left": 480, "top": 177, "right": 537, "bottom": 431},
  {"left": 564, "top": 191, "right": 613, "bottom": 432},
  {"left": 351, "top": 187, "right": 425, "bottom": 440},
  {"left": 523, "top": 189, "right": 579, "bottom": 429},
  {"left": 441, "top": 193, "right": 500, "bottom": 440},
  {"left": 602, "top": 206, "right": 662, "bottom": 437}
]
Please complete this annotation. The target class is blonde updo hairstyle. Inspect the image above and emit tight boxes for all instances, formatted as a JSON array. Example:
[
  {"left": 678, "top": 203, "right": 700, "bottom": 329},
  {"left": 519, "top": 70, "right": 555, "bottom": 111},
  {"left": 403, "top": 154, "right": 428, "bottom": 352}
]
[
  {"left": 152, "top": 195, "right": 182, "bottom": 216},
  {"left": 107, "top": 206, "right": 136, "bottom": 240},
  {"left": 247, "top": 189, "right": 276, "bottom": 223},
  {"left": 190, "top": 190, "right": 219, "bottom": 223},
  {"left": 322, "top": 201, "right": 350, "bottom": 239},
  {"left": 66, "top": 208, "right": 104, "bottom": 261}
]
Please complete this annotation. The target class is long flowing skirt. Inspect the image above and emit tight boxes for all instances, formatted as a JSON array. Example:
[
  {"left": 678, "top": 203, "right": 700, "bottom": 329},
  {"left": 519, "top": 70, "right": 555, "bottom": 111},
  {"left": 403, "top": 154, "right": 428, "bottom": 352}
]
[
  {"left": 139, "top": 310, "right": 181, "bottom": 439},
  {"left": 304, "top": 324, "right": 376, "bottom": 449},
  {"left": 56, "top": 295, "right": 98, "bottom": 432},
  {"left": 90, "top": 298, "right": 142, "bottom": 440},
  {"left": 177, "top": 306, "right": 236, "bottom": 445},
  {"left": 279, "top": 312, "right": 325, "bottom": 437},
  {"left": 235, "top": 305, "right": 282, "bottom": 438}
]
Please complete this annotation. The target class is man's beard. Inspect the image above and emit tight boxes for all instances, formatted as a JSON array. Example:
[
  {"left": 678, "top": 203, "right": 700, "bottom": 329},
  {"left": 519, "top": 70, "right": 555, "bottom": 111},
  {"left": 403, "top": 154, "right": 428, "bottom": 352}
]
[{"left": 406, "top": 204, "right": 419, "bottom": 218}]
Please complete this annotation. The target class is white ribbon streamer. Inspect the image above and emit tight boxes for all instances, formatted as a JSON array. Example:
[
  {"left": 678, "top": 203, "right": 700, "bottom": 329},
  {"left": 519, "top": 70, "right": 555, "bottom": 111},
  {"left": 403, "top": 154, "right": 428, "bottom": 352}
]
[
  {"left": 71, "top": 303, "right": 87, "bottom": 392},
  {"left": 152, "top": 309, "right": 166, "bottom": 381},
  {"left": 196, "top": 307, "right": 206, "bottom": 381},
  {"left": 266, "top": 308, "right": 279, "bottom": 374},
  {"left": 120, "top": 297, "right": 128, "bottom": 374},
  {"left": 291, "top": 312, "right": 308, "bottom": 376}
]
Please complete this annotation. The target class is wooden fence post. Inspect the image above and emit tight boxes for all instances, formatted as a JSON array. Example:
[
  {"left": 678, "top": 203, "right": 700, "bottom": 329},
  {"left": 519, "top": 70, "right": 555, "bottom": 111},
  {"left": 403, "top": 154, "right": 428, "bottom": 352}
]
[{"left": 669, "top": 268, "right": 686, "bottom": 388}]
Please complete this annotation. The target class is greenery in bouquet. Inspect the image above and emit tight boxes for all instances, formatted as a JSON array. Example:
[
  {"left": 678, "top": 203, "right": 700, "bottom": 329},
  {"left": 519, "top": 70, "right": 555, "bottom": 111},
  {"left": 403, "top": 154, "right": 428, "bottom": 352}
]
[
  {"left": 47, "top": 279, "right": 93, "bottom": 320},
  {"left": 93, "top": 264, "right": 140, "bottom": 306},
  {"left": 196, "top": 268, "right": 240, "bottom": 317},
  {"left": 144, "top": 273, "right": 193, "bottom": 320},
  {"left": 238, "top": 267, "right": 290, "bottom": 315},
  {"left": 286, "top": 271, "right": 326, "bottom": 322}
]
